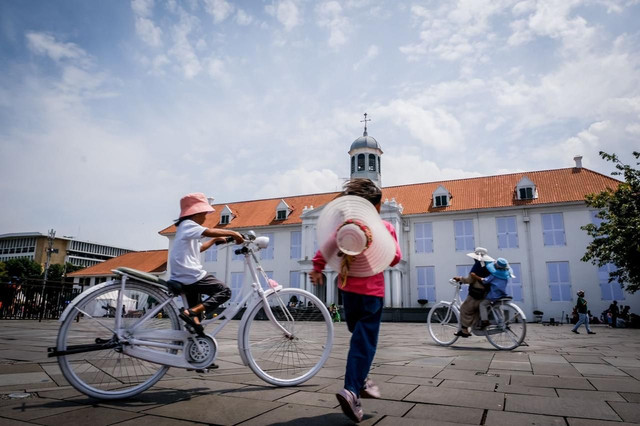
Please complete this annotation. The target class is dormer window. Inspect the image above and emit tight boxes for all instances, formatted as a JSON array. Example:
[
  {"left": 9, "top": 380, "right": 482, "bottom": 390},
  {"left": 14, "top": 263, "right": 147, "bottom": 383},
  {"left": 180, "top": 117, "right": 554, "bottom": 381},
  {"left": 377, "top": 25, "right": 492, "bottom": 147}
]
[
  {"left": 219, "top": 205, "right": 233, "bottom": 225},
  {"left": 516, "top": 177, "right": 537, "bottom": 200},
  {"left": 432, "top": 185, "right": 450, "bottom": 208},
  {"left": 275, "top": 199, "right": 291, "bottom": 221}
]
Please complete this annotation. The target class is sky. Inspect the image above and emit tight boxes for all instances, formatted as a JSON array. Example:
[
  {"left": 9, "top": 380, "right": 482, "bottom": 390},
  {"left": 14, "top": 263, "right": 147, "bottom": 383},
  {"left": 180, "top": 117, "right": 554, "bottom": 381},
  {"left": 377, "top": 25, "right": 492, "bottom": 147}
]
[{"left": 1, "top": 0, "right": 639, "bottom": 251}]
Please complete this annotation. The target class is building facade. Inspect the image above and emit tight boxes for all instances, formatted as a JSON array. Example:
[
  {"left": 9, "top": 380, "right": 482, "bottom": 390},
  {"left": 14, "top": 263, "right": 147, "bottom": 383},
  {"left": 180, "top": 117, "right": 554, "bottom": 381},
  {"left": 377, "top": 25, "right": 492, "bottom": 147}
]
[
  {"left": 158, "top": 126, "right": 637, "bottom": 322},
  {"left": 0, "top": 232, "right": 133, "bottom": 268}
]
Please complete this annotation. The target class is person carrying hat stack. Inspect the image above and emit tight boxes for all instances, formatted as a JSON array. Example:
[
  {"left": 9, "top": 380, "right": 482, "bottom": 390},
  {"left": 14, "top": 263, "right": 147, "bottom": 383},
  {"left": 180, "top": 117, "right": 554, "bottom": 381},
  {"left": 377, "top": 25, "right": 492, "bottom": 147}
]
[
  {"left": 571, "top": 290, "right": 596, "bottom": 334},
  {"left": 169, "top": 193, "right": 244, "bottom": 336},
  {"left": 453, "top": 247, "right": 494, "bottom": 338},
  {"left": 471, "top": 257, "right": 513, "bottom": 329},
  {"left": 310, "top": 179, "right": 402, "bottom": 423}
]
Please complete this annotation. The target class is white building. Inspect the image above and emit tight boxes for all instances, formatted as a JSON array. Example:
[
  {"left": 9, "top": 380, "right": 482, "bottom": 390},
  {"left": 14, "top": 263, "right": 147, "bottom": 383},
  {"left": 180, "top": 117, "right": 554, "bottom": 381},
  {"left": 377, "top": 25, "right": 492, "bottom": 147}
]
[{"left": 160, "top": 124, "right": 636, "bottom": 322}]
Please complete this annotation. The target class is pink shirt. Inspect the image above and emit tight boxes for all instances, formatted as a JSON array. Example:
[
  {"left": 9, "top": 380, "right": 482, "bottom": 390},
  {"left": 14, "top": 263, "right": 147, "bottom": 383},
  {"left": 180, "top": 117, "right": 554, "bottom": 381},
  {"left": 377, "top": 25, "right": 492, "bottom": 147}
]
[{"left": 312, "top": 220, "right": 402, "bottom": 298}]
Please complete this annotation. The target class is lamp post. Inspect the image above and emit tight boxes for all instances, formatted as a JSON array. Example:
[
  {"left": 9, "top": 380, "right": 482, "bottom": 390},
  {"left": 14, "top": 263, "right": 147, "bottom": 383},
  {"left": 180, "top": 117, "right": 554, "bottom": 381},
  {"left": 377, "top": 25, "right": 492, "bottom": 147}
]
[{"left": 39, "top": 229, "right": 58, "bottom": 322}]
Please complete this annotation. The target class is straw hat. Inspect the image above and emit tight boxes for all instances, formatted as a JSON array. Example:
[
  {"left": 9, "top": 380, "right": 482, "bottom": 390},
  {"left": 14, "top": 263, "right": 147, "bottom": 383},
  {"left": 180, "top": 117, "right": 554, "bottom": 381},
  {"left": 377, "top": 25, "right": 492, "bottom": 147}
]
[
  {"left": 179, "top": 192, "right": 214, "bottom": 219},
  {"left": 317, "top": 195, "right": 396, "bottom": 277},
  {"left": 466, "top": 247, "right": 494, "bottom": 263}
]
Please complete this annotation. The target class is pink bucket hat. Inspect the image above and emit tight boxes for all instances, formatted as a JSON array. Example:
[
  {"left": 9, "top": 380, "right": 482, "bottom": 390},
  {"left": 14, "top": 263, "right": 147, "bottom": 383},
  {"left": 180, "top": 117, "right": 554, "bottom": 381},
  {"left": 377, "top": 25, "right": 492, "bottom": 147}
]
[
  {"left": 317, "top": 195, "right": 395, "bottom": 278},
  {"left": 179, "top": 192, "right": 214, "bottom": 218}
]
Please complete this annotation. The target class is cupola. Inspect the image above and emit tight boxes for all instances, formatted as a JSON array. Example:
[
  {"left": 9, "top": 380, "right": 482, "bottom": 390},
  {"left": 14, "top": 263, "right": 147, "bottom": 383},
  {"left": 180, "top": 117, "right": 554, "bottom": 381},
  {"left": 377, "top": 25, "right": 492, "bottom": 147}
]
[{"left": 349, "top": 113, "right": 383, "bottom": 187}]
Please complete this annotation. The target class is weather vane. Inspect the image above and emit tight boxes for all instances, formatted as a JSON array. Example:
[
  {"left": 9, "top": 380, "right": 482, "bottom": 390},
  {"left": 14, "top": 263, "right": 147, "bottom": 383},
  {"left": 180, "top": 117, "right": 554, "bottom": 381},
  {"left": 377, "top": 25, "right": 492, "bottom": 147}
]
[{"left": 361, "top": 112, "right": 371, "bottom": 136}]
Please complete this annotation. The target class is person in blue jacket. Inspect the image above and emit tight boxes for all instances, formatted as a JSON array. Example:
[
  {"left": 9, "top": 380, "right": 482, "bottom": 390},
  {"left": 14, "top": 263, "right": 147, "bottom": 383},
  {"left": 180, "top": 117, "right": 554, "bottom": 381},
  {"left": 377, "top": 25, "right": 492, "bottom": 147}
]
[{"left": 472, "top": 257, "right": 512, "bottom": 328}]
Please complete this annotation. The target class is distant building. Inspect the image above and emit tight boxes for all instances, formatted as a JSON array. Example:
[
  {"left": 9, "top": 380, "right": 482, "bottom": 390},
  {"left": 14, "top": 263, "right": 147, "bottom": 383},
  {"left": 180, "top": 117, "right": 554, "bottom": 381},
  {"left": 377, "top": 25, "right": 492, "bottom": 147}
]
[
  {"left": 67, "top": 250, "right": 167, "bottom": 288},
  {"left": 156, "top": 117, "right": 636, "bottom": 322},
  {"left": 0, "top": 232, "right": 133, "bottom": 268}
]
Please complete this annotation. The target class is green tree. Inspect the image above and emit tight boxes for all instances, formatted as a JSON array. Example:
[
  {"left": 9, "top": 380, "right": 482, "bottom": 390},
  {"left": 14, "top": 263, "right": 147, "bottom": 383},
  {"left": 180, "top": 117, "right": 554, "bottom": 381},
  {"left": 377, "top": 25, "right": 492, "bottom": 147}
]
[
  {"left": 581, "top": 151, "right": 640, "bottom": 293},
  {"left": 4, "top": 258, "right": 43, "bottom": 281}
]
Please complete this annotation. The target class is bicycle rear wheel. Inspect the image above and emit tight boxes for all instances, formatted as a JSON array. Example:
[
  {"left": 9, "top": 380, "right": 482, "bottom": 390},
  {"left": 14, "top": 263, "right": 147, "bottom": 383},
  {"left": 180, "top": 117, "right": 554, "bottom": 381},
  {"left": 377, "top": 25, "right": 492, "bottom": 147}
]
[
  {"left": 485, "top": 302, "right": 527, "bottom": 350},
  {"left": 427, "top": 302, "right": 460, "bottom": 346},
  {"left": 56, "top": 281, "right": 180, "bottom": 399},
  {"left": 242, "top": 288, "right": 333, "bottom": 386}
]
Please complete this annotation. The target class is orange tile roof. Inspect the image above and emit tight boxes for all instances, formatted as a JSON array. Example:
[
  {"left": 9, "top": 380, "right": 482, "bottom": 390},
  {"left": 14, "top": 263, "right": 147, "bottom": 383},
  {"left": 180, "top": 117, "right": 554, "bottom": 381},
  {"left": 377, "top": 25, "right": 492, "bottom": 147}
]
[
  {"left": 159, "top": 167, "right": 620, "bottom": 235},
  {"left": 68, "top": 250, "right": 167, "bottom": 277}
]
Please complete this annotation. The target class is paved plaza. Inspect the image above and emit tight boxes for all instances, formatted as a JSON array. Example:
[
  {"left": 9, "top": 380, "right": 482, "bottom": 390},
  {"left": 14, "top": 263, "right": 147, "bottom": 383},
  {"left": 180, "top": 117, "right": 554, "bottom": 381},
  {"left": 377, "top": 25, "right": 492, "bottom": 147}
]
[{"left": 0, "top": 320, "right": 639, "bottom": 425}]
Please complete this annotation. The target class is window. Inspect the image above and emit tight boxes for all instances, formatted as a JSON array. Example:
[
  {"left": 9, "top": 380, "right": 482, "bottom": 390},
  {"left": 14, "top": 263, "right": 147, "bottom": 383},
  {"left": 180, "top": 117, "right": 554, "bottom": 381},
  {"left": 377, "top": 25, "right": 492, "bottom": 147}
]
[
  {"left": 220, "top": 215, "right": 230, "bottom": 225},
  {"left": 507, "top": 263, "right": 523, "bottom": 301},
  {"left": 542, "top": 213, "right": 566, "bottom": 246},
  {"left": 289, "top": 271, "right": 300, "bottom": 288},
  {"left": 415, "top": 222, "right": 433, "bottom": 253},
  {"left": 351, "top": 156, "right": 355, "bottom": 174},
  {"left": 496, "top": 216, "right": 518, "bottom": 249},
  {"left": 378, "top": 157, "right": 381, "bottom": 173},
  {"left": 434, "top": 195, "right": 448, "bottom": 207},
  {"left": 357, "top": 154, "right": 365, "bottom": 171},
  {"left": 454, "top": 219, "right": 474, "bottom": 251},
  {"left": 204, "top": 244, "right": 217, "bottom": 262},
  {"left": 416, "top": 266, "right": 436, "bottom": 303},
  {"left": 277, "top": 210, "right": 287, "bottom": 220},
  {"left": 290, "top": 231, "right": 301, "bottom": 259},
  {"left": 599, "top": 263, "right": 624, "bottom": 301},
  {"left": 456, "top": 265, "right": 472, "bottom": 300},
  {"left": 519, "top": 187, "right": 534, "bottom": 199},
  {"left": 229, "top": 272, "right": 244, "bottom": 303},
  {"left": 547, "top": 262, "right": 571, "bottom": 301},
  {"left": 368, "top": 154, "right": 376, "bottom": 171},
  {"left": 261, "top": 233, "right": 274, "bottom": 260}
]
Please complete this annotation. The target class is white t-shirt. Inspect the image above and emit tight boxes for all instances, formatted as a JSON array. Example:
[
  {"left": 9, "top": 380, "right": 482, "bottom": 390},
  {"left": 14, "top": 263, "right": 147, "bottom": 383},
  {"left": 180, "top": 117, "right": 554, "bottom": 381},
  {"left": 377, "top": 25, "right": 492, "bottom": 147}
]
[{"left": 169, "top": 220, "right": 208, "bottom": 284}]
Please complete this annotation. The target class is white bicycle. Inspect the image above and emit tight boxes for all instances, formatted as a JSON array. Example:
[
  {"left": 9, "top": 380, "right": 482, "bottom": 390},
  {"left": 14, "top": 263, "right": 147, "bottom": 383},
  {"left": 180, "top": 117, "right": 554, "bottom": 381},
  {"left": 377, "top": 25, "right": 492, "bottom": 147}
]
[
  {"left": 427, "top": 279, "right": 527, "bottom": 350},
  {"left": 48, "top": 231, "right": 334, "bottom": 400}
]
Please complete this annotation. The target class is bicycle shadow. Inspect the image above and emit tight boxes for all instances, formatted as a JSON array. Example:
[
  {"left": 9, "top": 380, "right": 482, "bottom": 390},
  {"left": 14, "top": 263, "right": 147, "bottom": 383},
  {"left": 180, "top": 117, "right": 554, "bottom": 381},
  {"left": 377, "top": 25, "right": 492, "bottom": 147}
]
[{"left": 270, "top": 412, "right": 372, "bottom": 425}]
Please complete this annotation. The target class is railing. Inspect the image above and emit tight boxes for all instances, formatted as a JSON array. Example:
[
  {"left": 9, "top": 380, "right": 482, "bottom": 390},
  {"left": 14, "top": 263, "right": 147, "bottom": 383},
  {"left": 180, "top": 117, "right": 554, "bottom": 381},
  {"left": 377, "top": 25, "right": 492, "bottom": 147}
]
[{"left": 0, "top": 280, "right": 81, "bottom": 320}]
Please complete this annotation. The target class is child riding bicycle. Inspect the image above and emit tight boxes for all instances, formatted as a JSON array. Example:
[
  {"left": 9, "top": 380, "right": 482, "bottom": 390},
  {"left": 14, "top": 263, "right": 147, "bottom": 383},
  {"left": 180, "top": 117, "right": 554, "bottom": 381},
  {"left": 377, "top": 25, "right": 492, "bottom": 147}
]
[{"left": 169, "top": 192, "right": 244, "bottom": 335}]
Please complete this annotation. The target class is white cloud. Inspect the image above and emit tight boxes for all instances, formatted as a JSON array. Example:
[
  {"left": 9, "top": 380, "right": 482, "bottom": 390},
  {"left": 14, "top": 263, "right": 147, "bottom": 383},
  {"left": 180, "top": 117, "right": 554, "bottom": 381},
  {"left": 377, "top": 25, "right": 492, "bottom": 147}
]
[
  {"left": 25, "top": 32, "right": 90, "bottom": 64},
  {"left": 316, "top": 1, "right": 350, "bottom": 48},
  {"left": 383, "top": 154, "right": 482, "bottom": 187},
  {"left": 353, "top": 44, "right": 379, "bottom": 70},
  {"left": 266, "top": 0, "right": 301, "bottom": 31},
  {"left": 135, "top": 17, "right": 163, "bottom": 47},
  {"left": 204, "top": 0, "right": 234, "bottom": 23},
  {"left": 257, "top": 168, "right": 342, "bottom": 198},
  {"left": 235, "top": 9, "right": 254, "bottom": 26},
  {"left": 131, "top": 0, "right": 154, "bottom": 17}
]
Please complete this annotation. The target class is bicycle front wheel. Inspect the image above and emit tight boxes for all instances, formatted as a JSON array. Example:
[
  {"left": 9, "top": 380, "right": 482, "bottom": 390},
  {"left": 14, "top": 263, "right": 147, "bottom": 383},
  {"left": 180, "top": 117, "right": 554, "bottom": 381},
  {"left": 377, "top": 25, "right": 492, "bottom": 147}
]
[
  {"left": 242, "top": 288, "right": 333, "bottom": 386},
  {"left": 485, "top": 302, "right": 527, "bottom": 350},
  {"left": 427, "top": 302, "right": 460, "bottom": 346},
  {"left": 56, "top": 281, "right": 180, "bottom": 399}
]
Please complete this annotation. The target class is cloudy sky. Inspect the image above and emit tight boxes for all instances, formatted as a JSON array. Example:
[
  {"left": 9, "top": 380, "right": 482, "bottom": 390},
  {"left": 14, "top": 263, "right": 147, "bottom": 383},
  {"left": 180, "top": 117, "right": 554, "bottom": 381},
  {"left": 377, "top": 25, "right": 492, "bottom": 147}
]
[{"left": 1, "top": 0, "right": 639, "bottom": 251}]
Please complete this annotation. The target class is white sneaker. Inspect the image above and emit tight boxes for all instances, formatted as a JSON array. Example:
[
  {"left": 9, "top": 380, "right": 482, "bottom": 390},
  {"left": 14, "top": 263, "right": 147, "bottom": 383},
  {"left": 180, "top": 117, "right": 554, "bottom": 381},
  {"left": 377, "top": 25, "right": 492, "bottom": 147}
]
[
  {"left": 360, "top": 377, "right": 381, "bottom": 399},
  {"left": 336, "top": 388, "right": 363, "bottom": 423}
]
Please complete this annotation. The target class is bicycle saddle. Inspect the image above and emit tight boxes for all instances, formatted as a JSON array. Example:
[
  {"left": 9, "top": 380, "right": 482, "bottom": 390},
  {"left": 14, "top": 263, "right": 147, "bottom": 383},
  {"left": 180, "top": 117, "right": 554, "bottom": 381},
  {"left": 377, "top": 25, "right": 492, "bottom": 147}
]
[{"left": 114, "top": 267, "right": 183, "bottom": 294}]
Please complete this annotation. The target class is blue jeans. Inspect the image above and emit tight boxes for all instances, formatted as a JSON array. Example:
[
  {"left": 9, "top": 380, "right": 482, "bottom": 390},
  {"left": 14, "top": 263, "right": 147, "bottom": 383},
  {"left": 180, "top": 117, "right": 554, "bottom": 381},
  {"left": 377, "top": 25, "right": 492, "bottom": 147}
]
[
  {"left": 341, "top": 290, "right": 384, "bottom": 397},
  {"left": 572, "top": 313, "right": 592, "bottom": 332}
]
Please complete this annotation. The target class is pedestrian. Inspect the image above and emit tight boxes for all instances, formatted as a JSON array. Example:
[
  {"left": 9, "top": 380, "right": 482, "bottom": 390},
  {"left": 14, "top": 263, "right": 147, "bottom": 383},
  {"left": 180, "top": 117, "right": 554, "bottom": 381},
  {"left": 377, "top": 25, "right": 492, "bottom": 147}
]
[
  {"left": 571, "top": 290, "right": 596, "bottom": 334},
  {"left": 609, "top": 300, "right": 619, "bottom": 328},
  {"left": 310, "top": 179, "right": 402, "bottom": 423},
  {"left": 452, "top": 247, "right": 494, "bottom": 337}
]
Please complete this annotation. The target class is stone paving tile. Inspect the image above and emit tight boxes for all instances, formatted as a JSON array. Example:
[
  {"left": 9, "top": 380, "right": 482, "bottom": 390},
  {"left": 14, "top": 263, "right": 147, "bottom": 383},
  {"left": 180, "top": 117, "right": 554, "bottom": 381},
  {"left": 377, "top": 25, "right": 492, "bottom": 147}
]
[
  {"left": 361, "top": 398, "right": 414, "bottom": 417},
  {"left": 532, "top": 363, "right": 582, "bottom": 376},
  {"left": 556, "top": 388, "right": 625, "bottom": 401},
  {"left": 275, "top": 390, "right": 338, "bottom": 408},
  {"left": 97, "top": 388, "right": 209, "bottom": 413},
  {"left": 563, "top": 355, "right": 607, "bottom": 363},
  {"left": 486, "top": 369, "right": 533, "bottom": 376},
  {"left": 144, "top": 394, "right": 283, "bottom": 424},
  {"left": 0, "top": 418, "right": 38, "bottom": 426},
  {"left": 370, "top": 365, "right": 442, "bottom": 378},
  {"left": 317, "top": 379, "right": 418, "bottom": 401},
  {"left": 0, "top": 397, "right": 86, "bottom": 421},
  {"left": 0, "top": 372, "right": 54, "bottom": 387},
  {"left": 404, "top": 402, "right": 483, "bottom": 424},
  {"left": 116, "top": 415, "right": 208, "bottom": 426},
  {"left": 621, "top": 392, "right": 640, "bottom": 403},
  {"left": 404, "top": 356, "right": 453, "bottom": 368},
  {"left": 621, "top": 367, "right": 640, "bottom": 380},
  {"left": 446, "top": 359, "right": 492, "bottom": 371},
  {"left": 573, "top": 363, "right": 628, "bottom": 377},
  {"left": 588, "top": 377, "right": 640, "bottom": 393},
  {"left": 608, "top": 401, "right": 640, "bottom": 423},
  {"left": 434, "top": 368, "right": 510, "bottom": 385},
  {"left": 489, "top": 360, "right": 532, "bottom": 371},
  {"left": 529, "top": 354, "right": 569, "bottom": 364},
  {"left": 386, "top": 375, "right": 442, "bottom": 387},
  {"left": 604, "top": 357, "right": 640, "bottom": 368},
  {"left": 237, "top": 404, "right": 380, "bottom": 426},
  {"left": 510, "top": 375, "right": 594, "bottom": 390},
  {"left": 567, "top": 418, "right": 639, "bottom": 426},
  {"left": 34, "top": 406, "right": 142, "bottom": 426},
  {"left": 153, "top": 377, "right": 246, "bottom": 394},
  {"left": 484, "top": 410, "right": 566, "bottom": 425},
  {"left": 438, "top": 379, "right": 495, "bottom": 392},
  {"left": 0, "top": 364, "right": 44, "bottom": 374},
  {"left": 375, "top": 415, "right": 476, "bottom": 426},
  {"left": 220, "top": 384, "right": 299, "bottom": 402},
  {"left": 405, "top": 385, "right": 505, "bottom": 410},
  {"left": 495, "top": 383, "right": 558, "bottom": 397},
  {"left": 505, "top": 394, "right": 620, "bottom": 421}
]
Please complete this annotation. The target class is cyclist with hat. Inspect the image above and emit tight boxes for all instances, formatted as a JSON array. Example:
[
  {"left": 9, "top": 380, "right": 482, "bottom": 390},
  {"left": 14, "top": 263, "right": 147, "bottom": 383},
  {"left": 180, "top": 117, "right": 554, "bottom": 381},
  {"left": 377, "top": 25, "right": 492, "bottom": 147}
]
[
  {"left": 453, "top": 247, "right": 494, "bottom": 337},
  {"left": 472, "top": 257, "right": 513, "bottom": 329}
]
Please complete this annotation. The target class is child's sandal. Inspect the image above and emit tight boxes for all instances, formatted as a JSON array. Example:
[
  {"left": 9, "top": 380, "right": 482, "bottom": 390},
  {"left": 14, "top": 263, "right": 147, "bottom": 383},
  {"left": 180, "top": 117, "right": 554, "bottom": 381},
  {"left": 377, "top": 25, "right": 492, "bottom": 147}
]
[{"left": 179, "top": 310, "right": 205, "bottom": 336}]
